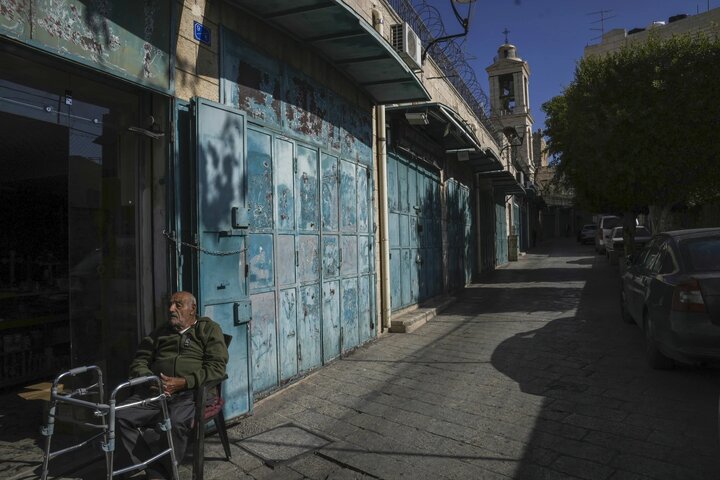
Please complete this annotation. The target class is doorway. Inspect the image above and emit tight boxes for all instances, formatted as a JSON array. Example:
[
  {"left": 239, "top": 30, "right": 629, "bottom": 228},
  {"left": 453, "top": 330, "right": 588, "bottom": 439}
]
[{"left": 0, "top": 46, "right": 145, "bottom": 391}]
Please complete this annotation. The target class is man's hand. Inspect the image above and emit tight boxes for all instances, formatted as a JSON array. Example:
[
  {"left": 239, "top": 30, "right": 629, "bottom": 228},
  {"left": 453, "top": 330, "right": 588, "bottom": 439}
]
[{"left": 160, "top": 373, "right": 187, "bottom": 396}]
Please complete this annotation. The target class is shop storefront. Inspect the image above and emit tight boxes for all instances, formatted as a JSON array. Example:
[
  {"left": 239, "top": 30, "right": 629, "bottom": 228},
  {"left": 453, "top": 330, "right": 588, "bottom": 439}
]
[{"left": 0, "top": 1, "right": 172, "bottom": 391}]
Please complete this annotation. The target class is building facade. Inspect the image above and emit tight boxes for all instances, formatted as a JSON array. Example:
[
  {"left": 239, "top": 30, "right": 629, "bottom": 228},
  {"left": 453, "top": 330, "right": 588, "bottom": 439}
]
[
  {"left": 485, "top": 43, "right": 535, "bottom": 262},
  {"left": 584, "top": 7, "right": 720, "bottom": 57},
  {"left": 0, "top": 0, "right": 526, "bottom": 423}
]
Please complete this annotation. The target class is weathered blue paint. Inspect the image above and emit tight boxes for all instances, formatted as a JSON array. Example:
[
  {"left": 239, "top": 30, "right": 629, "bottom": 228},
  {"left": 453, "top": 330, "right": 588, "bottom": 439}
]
[
  {"left": 321, "top": 154, "right": 339, "bottom": 232},
  {"left": 401, "top": 249, "right": 411, "bottom": 307},
  {"left": 277, "top": 235, "right": 296, "bottom": 286},
  {"left": 388, "top": 154, "right": 443, "bottom": 311},
  {"left": 216, "top": 31, "right": 377, "bottom": 397},
  {"left": 193, "top": 99, "right": 252, "bottom": 420},
  {"left": 322, "top": 280, "right": 340, "bottom": 361},
  {"left": 340, "top": 278, "right": 358, "bottom": 352},
  {"left": 202, "top": 302, "right": 250, "bottom": 415},
  {"left": 410, "top": 248, "right": 419, "bottom": 304},
  {"left": 298, "top": 284, "right": 322, "bottom": 372},
  {"left": 278, "top": 288, "right": 298, "bottom": 381},
  {"left": 390, "top": 251, "right": 401, "bottom": 311},
  {"left": 221, "top": 28, "right": 372, "bottom": 164},
  {"left": 357, "top": 275, "right": 372, "bottom": 344},
  {"left": 445, "top": 179, "right": 473, "bottom": 290},
  {"left": 298, "top": 235, "right": 320, "bottom": 283},
  {"left": 398, "top": 162, "right": 408, "bottom": 213},
  {"left": 322, "top": 235, "right": 340, "bottom": 278},
  {"left": 247, "top": 128, "right": 273, "bottom": 229},
  {"left": 357, "top": 167, "right": 369, "bottom": 233},
  {"left": 339, "top": 160, "right": 357, "bottom": 231},
  {"left": 358, "top": 236, "right": 371, "bottom": 274},
  {"left": 250, "top": 291, "right": 277, "bottom": 392},
  {"left": 387, "top": 159, "right": 398, "bottom": 212},
  {"left": 297, "top": 145, "right": 319, "bottom": 231},
  {"left": 248, "top": 234, "right": 274, "bottom": 290},
  {"left": 0, "top": 0, "right": 172, "bottom": 92},
  {"left": 389, "top": 213, "right": 400, "bottom": 248},
  {"left": 275, "top": 139, "right": 295, "bottom": 231},
  {"left": 340, "top": 235, "right": 357, "bottom": 276}
]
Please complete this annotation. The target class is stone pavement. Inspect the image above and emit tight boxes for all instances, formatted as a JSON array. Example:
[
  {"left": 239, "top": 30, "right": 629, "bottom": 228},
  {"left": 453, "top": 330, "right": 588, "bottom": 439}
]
[{"left": 3, "top": 238, "right": 719, "bottom": 479}]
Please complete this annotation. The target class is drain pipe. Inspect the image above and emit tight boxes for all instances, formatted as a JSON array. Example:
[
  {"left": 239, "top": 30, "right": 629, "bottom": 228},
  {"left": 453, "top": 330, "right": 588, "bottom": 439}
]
[{"left": 372, "top": 6, "right": 392, "bottom": 330}]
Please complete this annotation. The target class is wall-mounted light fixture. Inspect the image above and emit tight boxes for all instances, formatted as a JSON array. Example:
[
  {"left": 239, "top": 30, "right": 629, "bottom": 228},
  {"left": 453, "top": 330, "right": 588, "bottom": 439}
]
[
  {"left": 421, "top": 0, "right": 477, "bottom": 64},
  {"left": 502, "top": 126, "right": 525, "bottom": 146},
  {"left": 405, "top": 112, "right": 429, "bottom": 125}
]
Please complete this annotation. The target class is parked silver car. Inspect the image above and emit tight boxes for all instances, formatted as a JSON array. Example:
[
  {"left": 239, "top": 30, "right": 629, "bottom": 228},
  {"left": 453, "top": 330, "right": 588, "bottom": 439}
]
[
  {"left": 577, "top": 224, "right": 597, "bottom": 244},
  {"left": 606, "top": 225, "right": 652, "bottom": 258},
  {"left": 620, "top": 228, "right": 720, "bottom": 368},
  {"left": 595, "top": 215, "right": 620, "bottom": 254}
]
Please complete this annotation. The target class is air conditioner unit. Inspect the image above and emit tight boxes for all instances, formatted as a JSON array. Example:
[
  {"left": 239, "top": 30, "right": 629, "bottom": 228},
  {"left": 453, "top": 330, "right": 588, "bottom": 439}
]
[{"left": 391, "top": 22, "right": 422, "bottom": 70}]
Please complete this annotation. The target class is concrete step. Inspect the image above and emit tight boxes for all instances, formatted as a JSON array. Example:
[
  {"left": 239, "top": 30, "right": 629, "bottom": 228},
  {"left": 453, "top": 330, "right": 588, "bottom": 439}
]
[{"left": 388, "top": 296, "right": 456, "bottom": 333}]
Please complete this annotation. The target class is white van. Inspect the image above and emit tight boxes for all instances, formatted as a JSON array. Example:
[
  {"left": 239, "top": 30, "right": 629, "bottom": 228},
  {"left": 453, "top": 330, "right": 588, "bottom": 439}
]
[{"left": 595, "top": 215, "right": 620, "bottom": 254}]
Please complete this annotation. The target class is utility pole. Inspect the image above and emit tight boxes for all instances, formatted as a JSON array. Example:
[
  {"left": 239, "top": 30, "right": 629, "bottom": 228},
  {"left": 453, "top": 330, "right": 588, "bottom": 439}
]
[{"left": 587, "top": 9, "right": 617, "bottom": 43}]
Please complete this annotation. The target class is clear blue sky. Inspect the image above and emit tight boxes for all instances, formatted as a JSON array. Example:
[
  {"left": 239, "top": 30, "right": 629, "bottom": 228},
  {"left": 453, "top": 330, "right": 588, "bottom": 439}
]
[{"left": 429, "top": 0, "right": 717, "bottom": 131}]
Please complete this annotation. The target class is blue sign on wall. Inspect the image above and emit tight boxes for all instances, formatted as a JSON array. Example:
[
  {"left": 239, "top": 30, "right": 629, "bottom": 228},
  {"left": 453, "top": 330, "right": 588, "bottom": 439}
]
[{"left": 194, "top": 21, "right": 211, "bottom": 46}]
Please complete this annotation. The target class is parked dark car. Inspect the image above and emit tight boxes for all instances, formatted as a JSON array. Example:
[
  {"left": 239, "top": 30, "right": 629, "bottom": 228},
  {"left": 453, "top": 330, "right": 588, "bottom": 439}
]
[
  {"left": 577, "top": 224, "right": 597, "bottom": 244},
  {"left": 620, "top": 228, "right": 720, "bottom": 368}
]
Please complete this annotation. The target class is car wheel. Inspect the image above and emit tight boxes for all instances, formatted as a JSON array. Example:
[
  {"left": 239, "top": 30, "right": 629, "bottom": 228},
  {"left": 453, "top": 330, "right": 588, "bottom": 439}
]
[
  {"left": 620, "top": 290, "right": 633, "bottom": 324},
  {"left": 644, "top": 312, "right": 674, "bottom": 369}
]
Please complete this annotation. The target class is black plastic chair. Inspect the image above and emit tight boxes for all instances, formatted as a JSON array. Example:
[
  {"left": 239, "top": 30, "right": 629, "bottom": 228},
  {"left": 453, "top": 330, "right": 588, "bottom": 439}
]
[{"left": 191, "top": 334, "right": 232, "bottom": 480}]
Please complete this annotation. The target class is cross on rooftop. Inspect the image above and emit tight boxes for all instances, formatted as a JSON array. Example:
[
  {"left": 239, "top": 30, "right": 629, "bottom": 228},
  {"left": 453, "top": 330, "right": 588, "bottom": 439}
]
[{"left": 503, "top": 27, "right": 510, "bottom": 44}]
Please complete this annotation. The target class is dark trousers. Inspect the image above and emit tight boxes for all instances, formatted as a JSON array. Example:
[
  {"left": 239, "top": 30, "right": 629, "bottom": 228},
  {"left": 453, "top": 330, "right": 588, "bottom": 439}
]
[{"left": 115, "top": 390, "right": 195, "bottom": 476}]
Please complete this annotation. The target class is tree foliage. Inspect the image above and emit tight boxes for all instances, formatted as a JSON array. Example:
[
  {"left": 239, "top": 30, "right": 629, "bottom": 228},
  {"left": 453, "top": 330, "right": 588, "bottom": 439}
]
[{"left": 543, "top": 32, "right": 720, "bottom": 224}]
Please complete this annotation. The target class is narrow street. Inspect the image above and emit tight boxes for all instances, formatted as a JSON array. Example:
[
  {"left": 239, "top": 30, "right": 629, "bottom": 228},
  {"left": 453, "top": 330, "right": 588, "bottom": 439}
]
[
  {"left": 207, "top": 238, "right": 720, "bottom": 479},
  {"left": 6, "top": 238, "right": 720, "bottom": 480}
]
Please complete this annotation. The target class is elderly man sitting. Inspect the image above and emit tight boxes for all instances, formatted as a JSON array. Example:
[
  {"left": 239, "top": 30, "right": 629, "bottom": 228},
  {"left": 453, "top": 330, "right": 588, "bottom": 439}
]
[{"left": 116, "top": 291, "right": 229, "bottom": 480}]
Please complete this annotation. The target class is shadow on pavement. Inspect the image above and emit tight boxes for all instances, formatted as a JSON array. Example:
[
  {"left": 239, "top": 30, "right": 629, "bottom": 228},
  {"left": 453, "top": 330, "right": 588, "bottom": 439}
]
[{"left": 489, "top": 242, "right": 720, "bottom": 479}]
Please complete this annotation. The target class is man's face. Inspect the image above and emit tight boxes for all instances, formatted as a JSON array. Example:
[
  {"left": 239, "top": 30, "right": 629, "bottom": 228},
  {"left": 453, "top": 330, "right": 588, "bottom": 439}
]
[{"left": 169, "top": 293, "right": 196, "bottom": 331}]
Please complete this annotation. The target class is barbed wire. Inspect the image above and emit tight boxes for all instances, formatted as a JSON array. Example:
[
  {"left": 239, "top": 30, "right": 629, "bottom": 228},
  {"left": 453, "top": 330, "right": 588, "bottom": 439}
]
[{"left": 386, "top": 0, "right": 497, "bottom": 138}]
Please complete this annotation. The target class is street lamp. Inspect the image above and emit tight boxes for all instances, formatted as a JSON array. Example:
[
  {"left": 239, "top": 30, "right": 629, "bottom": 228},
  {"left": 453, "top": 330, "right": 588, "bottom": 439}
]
[
  {"left": 499, "top": 126, "right": 525, "bottom": 167},
  {"left": 421, "top": 0, "right": 477, "bottom": 64}
]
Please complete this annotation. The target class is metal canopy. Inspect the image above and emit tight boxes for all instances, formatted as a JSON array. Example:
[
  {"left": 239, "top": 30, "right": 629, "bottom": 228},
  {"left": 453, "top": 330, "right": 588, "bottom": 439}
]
[
  {"left": 478, "top": 169, "right": 526, "bottom": 195},
  {"left": 227, "top": 0, "right": 430, "bottom": 104},
  {"left": 386, "top": 103, "right": 480, "bottom": 151},
  {"left": 385, "top": 102, "right": 503, "bottom": 171},
  {"left": 385, "top": 102, "right": 524, "bottom": 196}
]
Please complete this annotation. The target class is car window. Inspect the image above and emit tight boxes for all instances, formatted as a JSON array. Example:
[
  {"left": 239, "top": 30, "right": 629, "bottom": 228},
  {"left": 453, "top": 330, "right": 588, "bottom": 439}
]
[
  {"left": 636, "top": 226, "right": 651, "bottom": 236},
  {"left": 635, "top": 238, "right": 655, "bottom": 266},
  {"left": 641, "top": 240, "right": 662, "bottom": 271},
  {"left": 602, "top": 217, "right": 619, "bottom": 229},
  {"left": 649, "top": 242, "right": 671, "bottom": 275},
  {"left": 612, "top": 227, "right": 623, "bottom": 239},
  {"left": 658, "top": 245, "right": 676, "bottom": 274},
  {"left": 679, "top": 236, "right": 720, "bottom": 272}
]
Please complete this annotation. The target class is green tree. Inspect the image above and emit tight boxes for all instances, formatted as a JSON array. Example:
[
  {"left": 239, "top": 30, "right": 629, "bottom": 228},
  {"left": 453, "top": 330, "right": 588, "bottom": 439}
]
[{"left": 543, "top": 32, "right": 720, "bottom": 254}]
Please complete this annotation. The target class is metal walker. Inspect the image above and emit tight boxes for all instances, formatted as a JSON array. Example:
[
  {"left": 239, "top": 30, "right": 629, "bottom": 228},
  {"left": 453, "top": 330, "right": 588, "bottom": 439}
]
[{"left": 40, "top": 365, "right": 180, "bottom": 480}]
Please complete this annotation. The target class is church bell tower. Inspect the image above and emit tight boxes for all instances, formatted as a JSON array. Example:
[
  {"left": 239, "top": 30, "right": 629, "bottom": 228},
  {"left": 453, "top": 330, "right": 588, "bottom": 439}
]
[{"left": 486, "top": 39, "right": 533, "bottom": 173}]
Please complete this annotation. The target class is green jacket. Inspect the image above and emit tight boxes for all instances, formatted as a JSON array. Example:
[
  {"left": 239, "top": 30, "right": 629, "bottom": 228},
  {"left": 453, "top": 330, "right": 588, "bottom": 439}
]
[{"left": 129, "top": 316, "right": 228, "bottom": 390}]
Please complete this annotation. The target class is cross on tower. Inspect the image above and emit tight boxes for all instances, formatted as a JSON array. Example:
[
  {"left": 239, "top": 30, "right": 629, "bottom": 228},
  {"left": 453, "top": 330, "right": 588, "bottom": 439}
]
[{"left": 502, "top": 27, "right": 510, "bottom": 44}]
